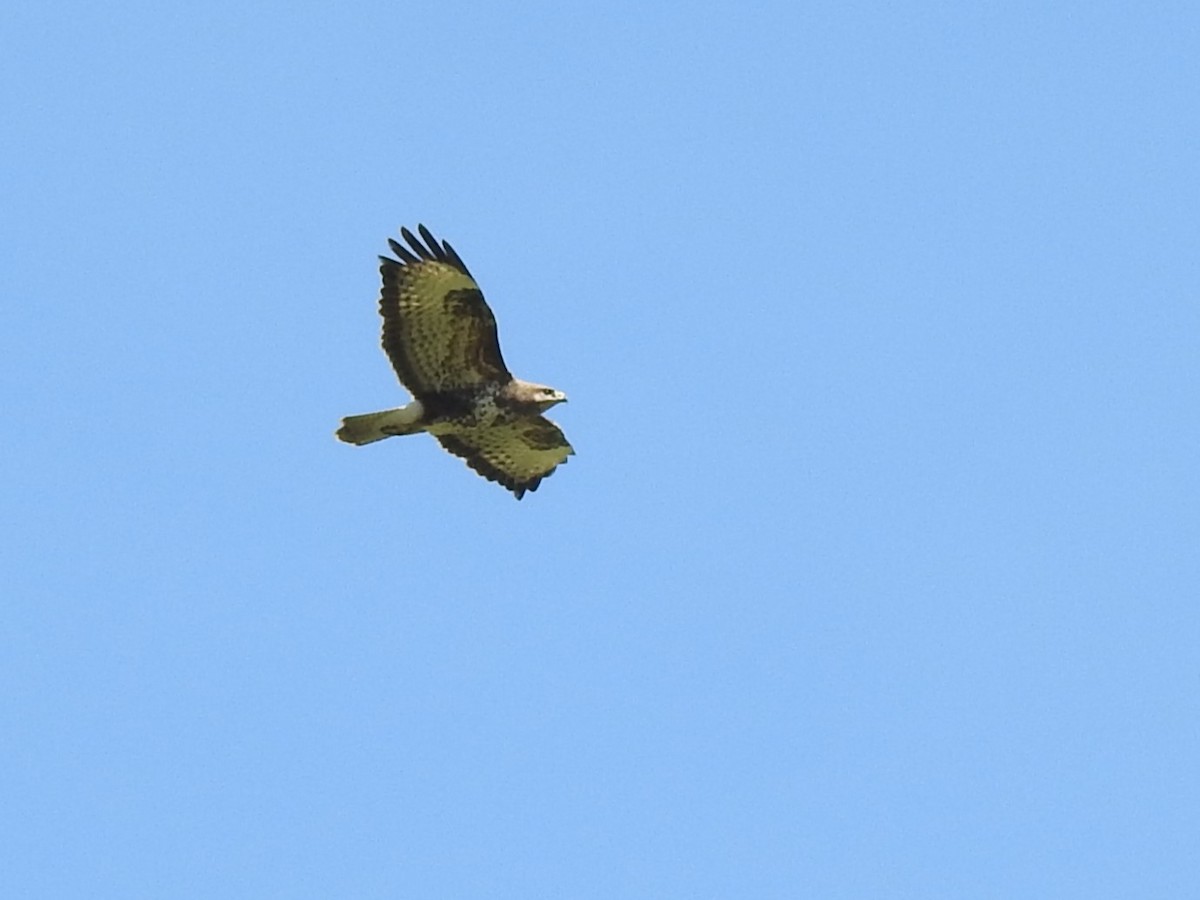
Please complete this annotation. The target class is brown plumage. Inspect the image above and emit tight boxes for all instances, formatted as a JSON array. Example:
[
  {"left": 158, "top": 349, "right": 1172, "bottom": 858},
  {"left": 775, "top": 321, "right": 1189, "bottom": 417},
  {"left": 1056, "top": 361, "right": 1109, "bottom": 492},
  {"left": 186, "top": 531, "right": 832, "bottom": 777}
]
[{"left": 336, "top": 225, "right": 573, "bottom": 499}]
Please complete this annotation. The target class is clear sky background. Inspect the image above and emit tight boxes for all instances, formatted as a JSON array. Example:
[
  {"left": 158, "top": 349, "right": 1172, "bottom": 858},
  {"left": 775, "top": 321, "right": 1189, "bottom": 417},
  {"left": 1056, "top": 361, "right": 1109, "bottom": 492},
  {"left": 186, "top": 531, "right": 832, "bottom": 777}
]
[{"left": 3, "top": 2, "right": 1198, "bottom": 897}]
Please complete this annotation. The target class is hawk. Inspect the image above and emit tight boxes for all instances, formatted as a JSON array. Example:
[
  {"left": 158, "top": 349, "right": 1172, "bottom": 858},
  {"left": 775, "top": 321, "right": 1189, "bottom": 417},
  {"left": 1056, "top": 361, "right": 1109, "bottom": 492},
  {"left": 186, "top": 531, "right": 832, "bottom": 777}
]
[{"left": 336, "top": 225, "right": 573, "bottom": 499}]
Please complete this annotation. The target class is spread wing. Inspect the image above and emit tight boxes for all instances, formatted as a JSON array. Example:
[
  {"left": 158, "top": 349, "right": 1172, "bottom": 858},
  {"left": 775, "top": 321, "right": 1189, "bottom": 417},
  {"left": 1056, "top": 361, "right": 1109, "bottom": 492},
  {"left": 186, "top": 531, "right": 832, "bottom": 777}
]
[
  {"left": 437, "top": 417, "right": 574, "bottom": 499},
  {"left": 379, "top": 225, "right": 511, "bottom": 396}
]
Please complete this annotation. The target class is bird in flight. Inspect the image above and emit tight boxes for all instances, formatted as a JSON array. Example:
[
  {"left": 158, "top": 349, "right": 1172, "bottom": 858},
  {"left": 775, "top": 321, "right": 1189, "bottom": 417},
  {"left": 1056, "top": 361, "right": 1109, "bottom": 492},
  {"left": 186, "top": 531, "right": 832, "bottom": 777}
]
[{"left": 337, "top": 225, "right": 573, "bottom": 499}]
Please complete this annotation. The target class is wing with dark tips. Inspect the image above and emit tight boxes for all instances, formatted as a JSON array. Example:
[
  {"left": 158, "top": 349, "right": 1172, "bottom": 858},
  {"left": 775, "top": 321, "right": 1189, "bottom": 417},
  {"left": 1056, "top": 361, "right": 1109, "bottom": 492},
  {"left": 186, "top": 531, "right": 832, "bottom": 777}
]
[
  {"left": 437, "top": 417, "right": 574, "bottom": 499},
  {"left": 379, "top": 226, "right": 510, "bottom": 396}
]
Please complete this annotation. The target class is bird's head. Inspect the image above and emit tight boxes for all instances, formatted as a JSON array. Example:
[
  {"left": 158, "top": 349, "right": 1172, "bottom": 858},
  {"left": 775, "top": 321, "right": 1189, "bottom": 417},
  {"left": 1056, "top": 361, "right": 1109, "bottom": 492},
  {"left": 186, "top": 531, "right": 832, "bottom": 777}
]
[{"left": 507, "top": 380, "right": 568, "bottom": 413}]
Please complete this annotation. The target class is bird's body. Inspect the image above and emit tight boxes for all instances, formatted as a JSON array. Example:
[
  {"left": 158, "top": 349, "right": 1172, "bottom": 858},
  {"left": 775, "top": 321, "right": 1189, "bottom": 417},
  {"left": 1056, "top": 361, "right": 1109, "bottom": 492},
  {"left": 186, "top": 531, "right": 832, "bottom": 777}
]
[{"left": 337, "top": 225, "right": 573, "bottom": 499}]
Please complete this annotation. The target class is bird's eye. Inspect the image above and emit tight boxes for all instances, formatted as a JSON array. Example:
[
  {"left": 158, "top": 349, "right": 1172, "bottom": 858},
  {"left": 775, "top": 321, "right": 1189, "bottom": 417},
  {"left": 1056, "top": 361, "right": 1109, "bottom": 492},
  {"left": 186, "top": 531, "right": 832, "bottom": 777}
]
[{"left": 543, "top": 388, "right": 554, "bottom": 395}]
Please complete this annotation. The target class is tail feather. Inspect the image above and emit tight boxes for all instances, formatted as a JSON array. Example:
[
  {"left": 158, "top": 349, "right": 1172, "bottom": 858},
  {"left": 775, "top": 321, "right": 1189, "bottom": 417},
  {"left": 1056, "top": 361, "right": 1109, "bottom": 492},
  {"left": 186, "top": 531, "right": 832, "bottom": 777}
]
[{"left": 336, "top": 403, "right": 425, "bottom": 445}]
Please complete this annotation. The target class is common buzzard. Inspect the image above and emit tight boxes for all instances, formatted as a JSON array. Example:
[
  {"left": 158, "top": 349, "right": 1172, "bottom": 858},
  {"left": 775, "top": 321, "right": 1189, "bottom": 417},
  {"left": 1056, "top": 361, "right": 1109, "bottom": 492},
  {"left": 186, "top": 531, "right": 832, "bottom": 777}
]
[{"left": 336, "top": 225, "right": 573, "bottom": 499}]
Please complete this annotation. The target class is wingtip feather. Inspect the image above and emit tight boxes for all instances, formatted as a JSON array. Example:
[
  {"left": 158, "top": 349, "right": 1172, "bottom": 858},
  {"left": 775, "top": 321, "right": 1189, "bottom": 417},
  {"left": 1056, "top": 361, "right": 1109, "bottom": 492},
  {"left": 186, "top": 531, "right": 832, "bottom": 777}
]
[
  {"left": 417, "top": 224, "right": 445, "bottom": 261},
  {"left": 401, "top": 226, "right": 435, "bottom": 260}
]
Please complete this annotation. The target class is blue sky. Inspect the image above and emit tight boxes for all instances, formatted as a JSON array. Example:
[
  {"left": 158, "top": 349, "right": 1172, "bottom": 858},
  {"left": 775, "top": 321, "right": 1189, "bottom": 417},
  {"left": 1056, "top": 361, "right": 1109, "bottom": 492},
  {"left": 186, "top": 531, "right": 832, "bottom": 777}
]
[{"left": 3, "top": 1, "right": 1198, "bottom": 896}]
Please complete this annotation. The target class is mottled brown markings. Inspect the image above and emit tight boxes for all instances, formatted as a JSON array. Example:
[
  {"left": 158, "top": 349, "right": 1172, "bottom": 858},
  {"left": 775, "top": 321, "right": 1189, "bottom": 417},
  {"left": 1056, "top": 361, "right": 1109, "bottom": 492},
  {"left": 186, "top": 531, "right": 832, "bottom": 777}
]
[
  {"left": 522, "top": 421, "right": 568, "bottom": 451},
  {"left": 350, "top": 225, "right": 572, "bottom": 498}
]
